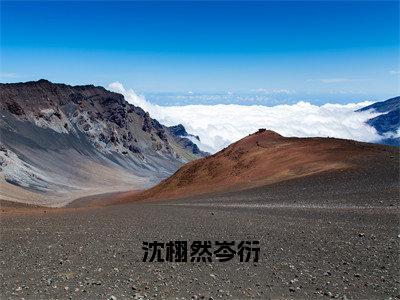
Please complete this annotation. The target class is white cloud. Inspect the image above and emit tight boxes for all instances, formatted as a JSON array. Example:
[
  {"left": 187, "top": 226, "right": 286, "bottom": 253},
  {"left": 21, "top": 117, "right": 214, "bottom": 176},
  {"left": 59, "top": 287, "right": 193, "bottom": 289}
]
[
  {"left": 108, "top": 81, "right": 154, "bottom": 113},
  {"left": 250, "top": 88, "right": 296, "bottom": 94},
  {"left": 389, "top": 70, "right": 400, "bottom": 75},
  {"left": 307, "top": 78, "right": 368, "bottom": 84},
  {"left": 383, "top": 129, "right": 400, "bottom": 139},
  {"left": 108, "top": 82, "right": 383, "bottom": 153}
]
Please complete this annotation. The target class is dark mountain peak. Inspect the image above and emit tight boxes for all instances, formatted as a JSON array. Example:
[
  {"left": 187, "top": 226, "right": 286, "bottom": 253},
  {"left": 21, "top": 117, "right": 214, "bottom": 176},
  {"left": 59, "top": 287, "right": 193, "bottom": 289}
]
[
  {"left": 167, "top": 124, "right": 206, "bottom": 156},
  {"left": 169, "top": 124, "right": 188, "bottom": 136},
  {"left": 3, "top": 79, "right": 107, "bottom": 94},
  {"left": 357, "top": 96, "right": 400, "bottom": 113},
  {"left": 37, "top": 79, "right": 51, "bottom": 84},
  {"left": 168, "top": 124, "right": 200, "bottom": 141},
  {"left": 358, "top": 96, "right": 400, "bottom": 146}
]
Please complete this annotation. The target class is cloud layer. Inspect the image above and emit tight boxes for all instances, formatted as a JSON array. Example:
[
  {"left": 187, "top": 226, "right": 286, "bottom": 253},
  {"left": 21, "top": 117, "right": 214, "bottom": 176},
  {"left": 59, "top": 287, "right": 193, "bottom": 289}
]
[{"left": 108, "top": 82, "right": 382, "bottom": 153}]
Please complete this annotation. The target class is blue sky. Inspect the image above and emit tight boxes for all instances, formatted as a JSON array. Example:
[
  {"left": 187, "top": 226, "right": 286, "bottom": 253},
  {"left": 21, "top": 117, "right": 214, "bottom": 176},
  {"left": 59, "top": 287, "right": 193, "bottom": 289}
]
[{"left": 1, "top": 1, "right": 399, "bottom": 103}]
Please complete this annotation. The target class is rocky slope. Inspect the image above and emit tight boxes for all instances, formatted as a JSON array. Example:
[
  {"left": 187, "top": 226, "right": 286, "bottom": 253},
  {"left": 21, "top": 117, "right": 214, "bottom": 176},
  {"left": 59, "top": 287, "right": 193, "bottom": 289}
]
[
  {"left": 358, "top": 96, "right": 400, "bottom": 146},
  {"left": 0, "top": 79, "right": 205, "bottom": 206},
  {"left": 122, "top": 129, "right": 398, "bottom": 202}
]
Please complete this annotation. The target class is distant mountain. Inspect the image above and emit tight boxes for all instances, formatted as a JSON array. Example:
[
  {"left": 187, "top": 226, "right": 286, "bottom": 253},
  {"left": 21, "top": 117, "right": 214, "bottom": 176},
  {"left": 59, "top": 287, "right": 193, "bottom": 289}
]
[
  {"left": 358, "top": 96, "right": 400, "bottom": 113},
  {"left": 357, "top": 96, "right": 400, "bottom": 146},
  {"left": 167, "top": 124, "right": 207, "bottom": 156},
  {"left": 0, "top": 79, "right": 205, "bottom": 206},
  {"left": 168, "top": 124, "right": 200, "bottom": 141}
]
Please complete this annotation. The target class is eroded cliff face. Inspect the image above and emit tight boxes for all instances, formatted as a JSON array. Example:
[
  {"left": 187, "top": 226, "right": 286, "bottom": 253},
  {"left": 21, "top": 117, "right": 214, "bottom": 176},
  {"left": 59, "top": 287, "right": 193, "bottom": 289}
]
[{"left": 0, "top": 79, "right": 205, "bottom": 206}]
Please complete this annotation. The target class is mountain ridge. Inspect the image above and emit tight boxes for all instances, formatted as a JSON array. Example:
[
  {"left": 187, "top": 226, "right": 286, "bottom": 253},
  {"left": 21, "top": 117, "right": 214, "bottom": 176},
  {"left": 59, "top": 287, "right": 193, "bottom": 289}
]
[
  {"left": 358, "top": 96, "right": 400, "bottom": 146},
  {"left": 0, "top": 79, "right": 205, "bottom": 206}
]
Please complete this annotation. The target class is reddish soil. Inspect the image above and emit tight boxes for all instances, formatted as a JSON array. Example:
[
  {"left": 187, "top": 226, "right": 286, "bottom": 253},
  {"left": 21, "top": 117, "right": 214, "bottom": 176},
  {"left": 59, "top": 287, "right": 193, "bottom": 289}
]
[{"left": 118, "top": 129, "right": 395, "bottom": 203}]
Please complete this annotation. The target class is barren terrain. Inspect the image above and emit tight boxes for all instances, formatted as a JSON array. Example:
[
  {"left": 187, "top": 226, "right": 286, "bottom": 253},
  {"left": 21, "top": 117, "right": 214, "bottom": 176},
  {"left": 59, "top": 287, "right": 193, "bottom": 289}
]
[
  {"left": 1, "top": 135, "right": 399, "bottom": 299},
  {"left": 118, "top": 130, "right": 398, "bottom": 203}
]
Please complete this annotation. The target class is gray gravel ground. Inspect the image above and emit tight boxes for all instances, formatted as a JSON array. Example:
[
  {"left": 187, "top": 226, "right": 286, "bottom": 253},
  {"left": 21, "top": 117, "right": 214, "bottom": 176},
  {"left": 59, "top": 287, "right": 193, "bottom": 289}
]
[{"left": 1, "top": 157, "right": 399, "bottom": 299}]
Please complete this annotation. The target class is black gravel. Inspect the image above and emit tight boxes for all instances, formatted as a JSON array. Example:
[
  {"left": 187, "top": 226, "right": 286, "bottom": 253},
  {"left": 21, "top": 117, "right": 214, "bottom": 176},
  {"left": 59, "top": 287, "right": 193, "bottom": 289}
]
[{"left": 1, "top": 156, "right": 399, "bottom": 299}]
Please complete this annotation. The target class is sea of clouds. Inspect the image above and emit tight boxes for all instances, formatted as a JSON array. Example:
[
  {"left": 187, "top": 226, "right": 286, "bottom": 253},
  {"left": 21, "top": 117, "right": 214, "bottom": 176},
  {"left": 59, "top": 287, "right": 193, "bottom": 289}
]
[{"left": 108, "top": 82, "right": 383, "bottom": 153}]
